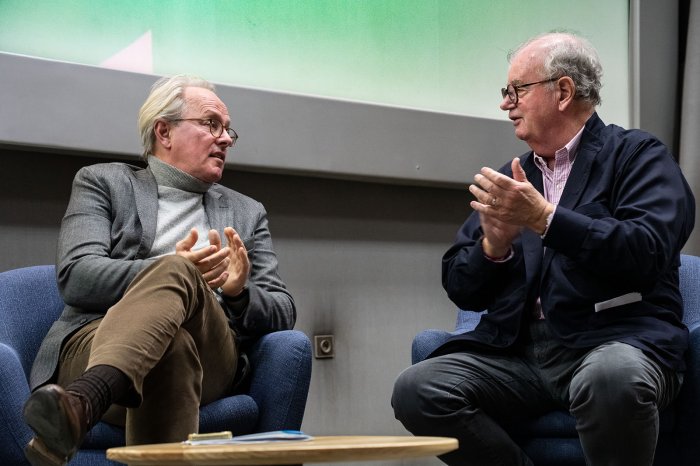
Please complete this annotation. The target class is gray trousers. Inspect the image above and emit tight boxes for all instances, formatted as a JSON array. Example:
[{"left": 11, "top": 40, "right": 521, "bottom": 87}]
[
  {"left": 392, "top": 321, "right": 682, "bottom": 466},
  {"left": 56, "top": 255, "right": 238, "bottom": 445}
]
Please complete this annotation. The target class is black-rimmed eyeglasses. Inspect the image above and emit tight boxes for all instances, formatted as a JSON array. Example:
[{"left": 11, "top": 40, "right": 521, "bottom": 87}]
[
  {"left": 500, "top": 77, "right": 559, "bottom": 105},
  {"left": 170, "top": 118, "right": 239, "bottom": 145}
]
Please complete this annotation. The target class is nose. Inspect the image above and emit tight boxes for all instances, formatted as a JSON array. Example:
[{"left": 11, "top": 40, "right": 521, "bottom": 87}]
[
  {"left": 500, "top": 94, "right": 515, "bottom": 111},
  {"left": 218, "top": 132, "right": 233, "bottom": 148}
]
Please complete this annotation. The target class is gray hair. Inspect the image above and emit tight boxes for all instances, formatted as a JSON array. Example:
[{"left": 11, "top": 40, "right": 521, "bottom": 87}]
[
  {"left": 137, "top": 75, "right": 216, "bottom": 158},
  {"left": 509, "top": 32, "right": 603, "bottom": 107}
]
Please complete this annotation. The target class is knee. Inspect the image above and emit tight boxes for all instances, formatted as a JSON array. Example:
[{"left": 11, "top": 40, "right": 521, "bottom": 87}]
[
  {"left": 151, "top": 255, "right": 199, "bottom": 278},
  {"left": 570, "top": 343, "right": 655, "bottom": 415},
  {"left": 140, "top": 255, "right": 207, "bottom": 299},
  {"left": 392, "top": 363, "right": 449, "bottom": 432}
]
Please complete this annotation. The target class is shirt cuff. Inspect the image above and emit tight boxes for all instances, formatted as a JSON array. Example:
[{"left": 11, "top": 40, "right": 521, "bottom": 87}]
[
  {"left": 541, "top": 207, "right": 556, "bottom": 239},
  {"left": 481, "top": 239, "right": 514, "bottom": 263}
]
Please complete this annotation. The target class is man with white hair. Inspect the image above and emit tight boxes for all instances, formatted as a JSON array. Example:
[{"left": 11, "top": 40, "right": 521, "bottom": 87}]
[
  {"left": 23, "top": 75, "right": 296, "bottom": 466},
  {"left": 393, "top": 32, "right": 695, "bottom": 466}
]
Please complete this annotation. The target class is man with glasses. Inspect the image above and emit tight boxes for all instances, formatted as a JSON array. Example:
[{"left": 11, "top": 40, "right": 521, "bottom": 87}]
[
  {"left": 22, "top": 75, "right": 296, "bottom": 466},
  {"left": 393, "top": 32, "right": 695, "bottom": 465}
]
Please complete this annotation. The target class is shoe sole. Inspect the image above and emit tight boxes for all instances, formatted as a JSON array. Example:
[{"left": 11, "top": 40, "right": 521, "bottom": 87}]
[
  {"left": 25, "top": 438, "right": 66, "bottom": 466},
  {"left": 23, "top": 388, "right": 77, "bottom": 463}
]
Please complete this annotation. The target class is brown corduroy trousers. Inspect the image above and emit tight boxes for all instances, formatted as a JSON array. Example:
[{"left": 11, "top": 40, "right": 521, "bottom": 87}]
[{"left": 56, "top": 255, "right": 238, "bottom": 445}]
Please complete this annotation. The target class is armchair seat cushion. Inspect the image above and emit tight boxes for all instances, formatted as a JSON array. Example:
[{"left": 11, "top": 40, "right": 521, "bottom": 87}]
[
  {"left": 505, "top": 408, "right": 675, "bottom": 439},
  {"left": 506, "top": 411, "right": 577, "bottom": 438}
]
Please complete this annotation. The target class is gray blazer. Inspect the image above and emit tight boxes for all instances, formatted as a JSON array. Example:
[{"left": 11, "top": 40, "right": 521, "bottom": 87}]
[{"left": 30, "top": 162, "right": 295, "bottom": 389}]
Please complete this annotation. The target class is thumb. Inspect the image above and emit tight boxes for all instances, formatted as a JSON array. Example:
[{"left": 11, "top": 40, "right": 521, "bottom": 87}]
[
  {"left": 512, "top": 157, "right": 527, "bottom": 183},
  {"left": 176, "top": 228, "right": 198, "bottom": 253}
]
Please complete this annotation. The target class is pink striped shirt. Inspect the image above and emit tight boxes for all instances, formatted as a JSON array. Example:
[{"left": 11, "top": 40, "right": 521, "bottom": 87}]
[
  {"left": 533, "top": 125, "right": 585, "bottom": 206},
  {"left": 532, "top": 126, "right": 585, "bottom": 319}
]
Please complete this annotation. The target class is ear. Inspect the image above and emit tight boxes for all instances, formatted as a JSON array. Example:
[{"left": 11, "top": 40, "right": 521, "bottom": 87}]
[
  {"left": 154, "top": 120, "right": 172, "bottom": 149},
  {"left": 557, "top": 76, "right": 576, "bottom": 111}
]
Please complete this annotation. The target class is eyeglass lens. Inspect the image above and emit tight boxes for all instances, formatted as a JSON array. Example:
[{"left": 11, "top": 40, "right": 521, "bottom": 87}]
[{"left": 208, "top": 120, "right": 238, "bottom": 141}]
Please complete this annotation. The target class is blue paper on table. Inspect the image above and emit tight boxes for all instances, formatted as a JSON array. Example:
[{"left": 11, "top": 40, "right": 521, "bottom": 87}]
[{"left": 185, "top": 430, "right": 313, "bottom": 445}]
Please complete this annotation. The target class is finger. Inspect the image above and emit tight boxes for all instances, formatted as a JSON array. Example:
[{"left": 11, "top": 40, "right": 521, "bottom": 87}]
[
  {"left": 235, "top": 243, "right": 251, "bottom": 268},
  {"left": 208, "top": 272, "right": 229, "bottom": 289},
  {"left": 511, "top": 158, "right": 527, "bottom": 183},
  {"left": 481, "top": 166, "right": 516, "bottom": 190},
  {"left": 469, "top": 184, "right": 493, "bottom": 207},
  {"left": 208, "top": 229, "right": 222, "bottom": 251},
  {"left": 225, "top": 228, "right": 251, "bottom": 268},
  {"left": 195, "top": 246, "right": 230, "bottom": 270},
  {"left": 186, "top": 247, "right": 218, "bottom": 266},
  {"left": 470, "top": 199, "right": 489, "bottom": 214},
  {"left": 224, "top": 227, "right": 246, "bottom": 250},
  {"left": 175, "top": 228, "right": 199, "bottom": 253},
  {"left": 473, "top": 173, "right": 494, "bottom": 194},
  {"left": 202, "top": 257, "right": 230, "bottom": 282}
]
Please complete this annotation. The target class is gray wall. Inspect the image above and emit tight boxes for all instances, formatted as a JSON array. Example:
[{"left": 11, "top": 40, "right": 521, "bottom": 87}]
[{"left": 0, "top": 52, "right": 525, "bottom": 188}]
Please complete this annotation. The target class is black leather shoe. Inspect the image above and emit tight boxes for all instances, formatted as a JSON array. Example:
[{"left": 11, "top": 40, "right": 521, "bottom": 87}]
[{"left": 23, "top": 384, "right": 92, "bottom": 466}]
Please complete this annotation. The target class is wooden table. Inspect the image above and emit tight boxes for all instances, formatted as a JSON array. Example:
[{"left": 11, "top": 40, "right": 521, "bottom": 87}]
[{"left": 106, "top": 435, "right": 458, "bottom": 465}]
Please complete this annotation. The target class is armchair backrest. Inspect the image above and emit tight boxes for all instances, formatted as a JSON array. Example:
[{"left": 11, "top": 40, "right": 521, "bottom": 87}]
[
  {"left": 455, "top": 254, "right": 700, "bottom": 331},
  {"left": 680, "top": 254, "right": 700, "bottom": 328},
  {"left": 0, "top": 265, "right": 64, "bottom": 378}
]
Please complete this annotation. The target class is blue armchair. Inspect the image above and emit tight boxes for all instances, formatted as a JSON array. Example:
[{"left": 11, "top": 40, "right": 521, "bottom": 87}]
[
  {"left": 0, "top": 265, "right": 312, "bottom": 466},
  {"left": 412, "top": 254, "right": 700, "bottom": 466}
]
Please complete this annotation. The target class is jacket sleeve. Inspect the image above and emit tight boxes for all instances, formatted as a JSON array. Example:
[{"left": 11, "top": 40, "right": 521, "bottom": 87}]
[
  {"left": 220, "top": 205, "right": 296, "bottom": 341},
  {"left": 56, "top": 165, "right": 155, "bottom": 311}
]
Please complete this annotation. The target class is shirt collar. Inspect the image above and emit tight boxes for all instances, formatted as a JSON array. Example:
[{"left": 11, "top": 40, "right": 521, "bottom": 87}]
[{"left": 533, "top": 125, "right": 586, "bottom": 169}]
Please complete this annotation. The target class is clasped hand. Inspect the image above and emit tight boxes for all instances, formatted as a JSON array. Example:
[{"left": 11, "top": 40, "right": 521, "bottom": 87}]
[
  {"left": 175, "top": 227, "right": 250, "bottom": 297},
  {"left": 468, "top": 158, "right": 554, "bottom": 257}
]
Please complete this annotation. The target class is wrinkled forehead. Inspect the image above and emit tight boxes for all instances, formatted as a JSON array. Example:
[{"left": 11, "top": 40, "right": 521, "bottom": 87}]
[
  {"left": 508, "top": 42, "right": 546, "bottom": 82},
  {"left": 183, "top": 87, "right": 230, "bottom": 121}
]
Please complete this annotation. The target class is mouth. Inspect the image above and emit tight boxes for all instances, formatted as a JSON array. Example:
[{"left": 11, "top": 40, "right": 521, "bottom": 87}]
[{"left": 210, "top": 151, "right": 226, "bottom": 163}]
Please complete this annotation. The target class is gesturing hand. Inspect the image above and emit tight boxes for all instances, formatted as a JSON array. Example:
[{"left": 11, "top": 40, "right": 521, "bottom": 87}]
[
  {"left": 468, "top": 158, "right": 554, "bottom": 256},
  {"left": 219, "top": 227, "right": 250, "bottom": 297},
  {"left": 175, "top": 228, "right": 231, "bottom": 289}
]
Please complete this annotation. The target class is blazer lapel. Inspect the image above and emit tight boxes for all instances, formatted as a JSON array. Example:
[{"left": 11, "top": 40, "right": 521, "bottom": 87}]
[
  {"left": 204, "top": 186, "right": 228, "bottom": 233},
  {"left": 521, "top": 155, "right": 544, "bottom": 288},
  {"left": 133, "top": 168, "right": 158, "bottom": 258},
  {"left": 541, "top": 114, "right": 605, "bottom": 272}
]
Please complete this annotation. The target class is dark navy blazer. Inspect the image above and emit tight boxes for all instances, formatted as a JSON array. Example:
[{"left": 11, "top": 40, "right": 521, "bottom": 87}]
[{"left": 439, "top": 113, "right": 696, "bottom": 371}]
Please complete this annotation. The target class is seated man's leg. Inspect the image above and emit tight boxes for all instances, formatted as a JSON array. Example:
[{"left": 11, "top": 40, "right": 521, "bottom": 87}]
[
  {"left": 392, "top": 351, "right": 550, "bottom": 466},
  {"left": 126, "top": 328, "right": 202, "bottom": 444},
  {"left": 90, "top": 255, "right": 238, "bottom": 444},
  {"left": 88, "top": 255, "right": 236, "bottom": 403},
  {"left": 24, "top": 255, "right": 237, "bottom": 465},
  {"left": 569, "top": 342, "right": 682, "bottom": 466}
]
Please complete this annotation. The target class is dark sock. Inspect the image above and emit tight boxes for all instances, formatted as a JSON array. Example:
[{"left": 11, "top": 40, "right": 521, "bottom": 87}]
[{"left": 65, "top": 365, "right": 132, "bottom": 427}]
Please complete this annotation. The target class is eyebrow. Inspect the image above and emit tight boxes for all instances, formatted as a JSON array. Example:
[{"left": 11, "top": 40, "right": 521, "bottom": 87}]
[{"left": 200, "top": 112, "right": 231, "bottom": 127}]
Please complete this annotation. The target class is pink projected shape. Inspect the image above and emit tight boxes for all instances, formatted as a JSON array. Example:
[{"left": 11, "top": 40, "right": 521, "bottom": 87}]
[{"left": 100, "top": 30, "right": 153, "bottom": 74}]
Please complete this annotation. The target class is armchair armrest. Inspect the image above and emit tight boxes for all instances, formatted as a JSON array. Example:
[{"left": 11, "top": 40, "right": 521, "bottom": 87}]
[
  {"left": 411, "top": 330, "right": 454, "bottom": 365},
  {"left": 677, "top": 323, "right": 700, "bottom": 464},
  {"left": 0, "top": 343, "right": 34, "bottom": 465},
  {"left": 411, "top": 310, "right": 484, "bottom": 365},
  {"left": 246, "top": 330, "right": 311, "bottom": 431}
]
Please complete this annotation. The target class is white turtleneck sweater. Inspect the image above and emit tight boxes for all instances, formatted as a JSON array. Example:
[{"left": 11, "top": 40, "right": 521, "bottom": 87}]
[{"left": 147, "top": 155, "right": 214, "bottom": 258}]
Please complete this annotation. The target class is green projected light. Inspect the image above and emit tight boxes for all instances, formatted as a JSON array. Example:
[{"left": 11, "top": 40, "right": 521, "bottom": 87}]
[{"left": 0, "top": 0, "right": 629, "bottom": 124}]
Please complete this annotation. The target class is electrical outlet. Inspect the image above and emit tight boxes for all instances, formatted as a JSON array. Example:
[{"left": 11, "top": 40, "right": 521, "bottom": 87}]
[{"left": 313, "top": 334, "right": 335, "bottom": 359}]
